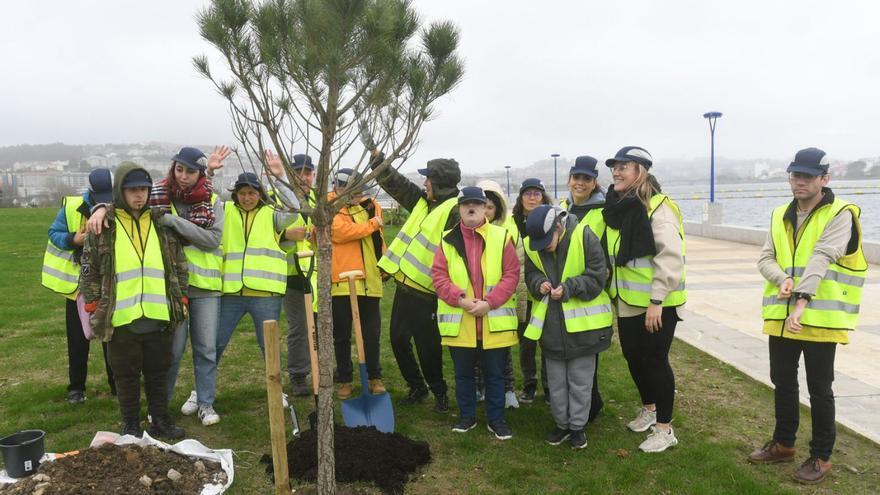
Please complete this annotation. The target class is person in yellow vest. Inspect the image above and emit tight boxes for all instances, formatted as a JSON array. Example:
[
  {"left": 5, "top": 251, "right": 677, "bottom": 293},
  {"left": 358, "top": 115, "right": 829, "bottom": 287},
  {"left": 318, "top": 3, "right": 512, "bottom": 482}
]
[
  {"left": 603, "top": 146, "right": 686, "bottom": 453},
  {"left": 749, "top": 148, "right": 866, "bottom": 484},
  {"left": 371, "top": 152, "right": 461, "bottom": 412},
  {"left": 558, "top": 156, "right": 606, "bottom": 423},
  {"left": 474, "top": 179, "right": 524, "bottom": 409},
  {"left": 523, "top": 205, "right": 612, "bottom": 449},
  {"left": 330, "top": 168, "right": 387, "bottom": 398},
  {"left": 215, "top": 157, "right": 301, "bottom": 369},
  {"left": 431, "top": 186, "right": 520, "bottom": 439},
  {"left": 79, "top": 163, "right": 189, "bottom": 439},
  {"left": 43, "top": 168, "right": 116, "bottom": 404},
  {"left": 511, "top": 178, "right": 552, "bottom": 404}
]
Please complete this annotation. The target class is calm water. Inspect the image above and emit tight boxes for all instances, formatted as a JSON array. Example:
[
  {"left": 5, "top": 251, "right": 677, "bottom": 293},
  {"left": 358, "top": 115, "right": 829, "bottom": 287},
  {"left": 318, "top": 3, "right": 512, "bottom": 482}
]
[{"left": 665, "top": 180, "right": 880, "bottom": 241}]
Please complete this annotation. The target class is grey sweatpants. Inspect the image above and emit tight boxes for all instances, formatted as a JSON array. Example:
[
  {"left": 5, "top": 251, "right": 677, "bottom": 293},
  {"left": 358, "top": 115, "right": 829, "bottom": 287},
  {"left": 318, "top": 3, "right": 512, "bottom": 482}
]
[
  {"left": 546, "top": 354, "right": 596, "bottom": 431},
  {"left": 284, "top": 288, "right": 311, "bottom": 379}
]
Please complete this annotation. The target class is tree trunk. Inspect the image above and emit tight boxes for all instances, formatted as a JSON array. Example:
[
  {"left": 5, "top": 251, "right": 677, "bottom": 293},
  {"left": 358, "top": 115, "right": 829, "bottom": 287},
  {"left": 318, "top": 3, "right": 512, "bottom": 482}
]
[{"left": 313, "top": 204, "right": 336, "bottom": 495}]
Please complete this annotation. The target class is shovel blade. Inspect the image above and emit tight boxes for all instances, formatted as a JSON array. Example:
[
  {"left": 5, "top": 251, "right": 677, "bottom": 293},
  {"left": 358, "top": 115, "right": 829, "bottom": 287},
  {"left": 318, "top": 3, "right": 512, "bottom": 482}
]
[{"left": 341, "top": 392, "right": 395, "bottom": 433}]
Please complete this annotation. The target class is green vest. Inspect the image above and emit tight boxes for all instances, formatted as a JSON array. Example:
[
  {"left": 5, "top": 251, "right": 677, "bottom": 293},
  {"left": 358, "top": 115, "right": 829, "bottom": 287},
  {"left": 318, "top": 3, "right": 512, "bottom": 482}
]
[
  {"left": 437, "top": 223, "right": 518, "bottom": 336},
  {"left": 762, "top": 199, "right": 866, "bottom": 331},
  {"left": 222, "top": 202, "right": 287, "bottom": 294},
  {"left": 377, "top": 197, "right": 457, "bottom": 292},
  {"left": 41, "top": 196, "right": 84, "bottom": 297},
  {"left": 559, "top": 197, "right": 606, "bottom": 238},
  {"left": 606, "top": 194, "right": 687, "bottom": 308},
  {"left": 282, "top": 190, "right": 316, "bottom": 276},
  {"left": 172, "top": 194, "right": 223, "bottom": 291},
  {"left": 523, "top": 222, "right": 613, "bottom": 340},
  {"left": 112, "top": 215, "right": 170, "bottom": 327},
  {"left": 501, "top": 215, "right": 520, "bottom": 246}
]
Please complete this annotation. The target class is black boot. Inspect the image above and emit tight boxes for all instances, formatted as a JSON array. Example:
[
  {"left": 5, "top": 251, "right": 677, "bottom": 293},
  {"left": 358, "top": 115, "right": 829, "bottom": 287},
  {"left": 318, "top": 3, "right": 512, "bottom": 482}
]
[
  {"left": 121, "top": 418, "right": 142, "bottom": 438},
  {"left": 401, "top": 386, "right": 429, "bottom": 405},
  {"left": 434, "top": 393, "right": 449, "bottom": 413},
  {"left": 148, "top": 415, "right": 185, "bottom": 440}
]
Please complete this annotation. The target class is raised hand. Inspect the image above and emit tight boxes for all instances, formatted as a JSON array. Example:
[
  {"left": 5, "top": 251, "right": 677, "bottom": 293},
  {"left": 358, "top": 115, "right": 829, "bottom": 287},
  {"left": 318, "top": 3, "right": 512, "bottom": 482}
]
[
  {"left": 265, "top": 149, "right": 285, "bottom": 178},
  {"left": 358, "top": 120, "right": 376, "bottom": 151},
  {"left": 207, "top": 145, "right": 231, "bottom": 175}
]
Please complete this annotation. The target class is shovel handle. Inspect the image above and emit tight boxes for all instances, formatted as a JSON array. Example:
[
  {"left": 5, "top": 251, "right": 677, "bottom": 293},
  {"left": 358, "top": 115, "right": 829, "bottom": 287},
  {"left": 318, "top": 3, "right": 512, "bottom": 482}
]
[
  {"left": 303, "top": 291, "right": 320, "bottom": 396},
  {"left": 340, "top": 270, "right": 367, "bottom": 370}
]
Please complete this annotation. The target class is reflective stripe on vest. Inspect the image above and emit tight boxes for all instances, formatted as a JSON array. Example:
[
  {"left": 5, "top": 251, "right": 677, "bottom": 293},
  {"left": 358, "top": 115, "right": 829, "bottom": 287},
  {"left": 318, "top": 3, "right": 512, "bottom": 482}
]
[
  {"left": 112, "top": 216, "right": 170, "bottom": 326},
  {"left": 436, "top": 223, "right": 518, "bottom": 337},
  {"left": 222, "top": 202, "right": 288, "bottom": 294},
  {"left": 606, "top": 194, "right": 687, "bottom": 308},
  {"left": 523, "top": 222, "right": 613, "bottom": 340},
  {"left": 172, "top": 194, "right": 223, "bottom": 291},
  {"left": 377, "top": 197, "right": 457, "bottom": 292},
  {"left": 761, "top": 199, "right": 866, "bottom": 331},
  {"left": 41, "top": 196, "right": 84, "bottom": 295},
  {"left": 559, "top": 198, "right": 606, "bottom": 238}
]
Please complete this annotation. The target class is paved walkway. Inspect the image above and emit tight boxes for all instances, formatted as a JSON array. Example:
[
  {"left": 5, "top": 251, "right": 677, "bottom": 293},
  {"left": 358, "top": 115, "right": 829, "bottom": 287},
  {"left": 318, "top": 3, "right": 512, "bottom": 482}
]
[{"left": 678, "top": 235, "right": 880, "bottom": 445}]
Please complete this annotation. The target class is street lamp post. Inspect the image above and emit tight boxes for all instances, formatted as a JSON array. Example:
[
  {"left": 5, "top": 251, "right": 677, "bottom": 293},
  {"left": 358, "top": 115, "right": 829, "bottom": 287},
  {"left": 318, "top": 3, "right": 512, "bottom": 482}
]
[
  {"left": 504, "top": 165, "right": 511, "bottom": 198},
  {"left": 702, "top": 111, "right": 722, "bottom": 203},
  {"left": 551, "top": 153, "right": 560, "bottom": 199}
]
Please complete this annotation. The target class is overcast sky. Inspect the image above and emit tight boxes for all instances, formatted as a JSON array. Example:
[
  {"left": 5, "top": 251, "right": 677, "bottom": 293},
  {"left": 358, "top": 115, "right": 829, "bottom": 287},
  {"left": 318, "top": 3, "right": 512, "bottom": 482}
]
[{"left": 2, "top": 1, "right": 878, "bottom": 172}]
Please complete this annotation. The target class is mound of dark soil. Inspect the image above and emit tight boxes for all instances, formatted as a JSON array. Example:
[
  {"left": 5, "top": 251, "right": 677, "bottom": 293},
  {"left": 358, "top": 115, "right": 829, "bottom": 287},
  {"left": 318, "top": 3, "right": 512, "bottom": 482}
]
[
  {"left": 0, "top": 443, "right": 225, "bottom": 495},
  {"left": 266, "top": 425, "right": 431, "bottom": 494}
]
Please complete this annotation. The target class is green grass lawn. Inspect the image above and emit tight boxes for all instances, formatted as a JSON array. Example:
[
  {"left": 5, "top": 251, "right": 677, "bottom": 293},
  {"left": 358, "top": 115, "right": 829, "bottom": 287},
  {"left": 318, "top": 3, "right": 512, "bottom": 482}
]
[{"left": 1, "top": 207, "right": 878, "bottom": 494}]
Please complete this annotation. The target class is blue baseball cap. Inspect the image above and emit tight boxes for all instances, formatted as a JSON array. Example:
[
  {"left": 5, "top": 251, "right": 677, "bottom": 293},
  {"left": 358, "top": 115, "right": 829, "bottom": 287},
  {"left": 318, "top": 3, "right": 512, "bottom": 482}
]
[
  {"left": 172, "top": 147, "right": 207, "bottom": 171},
  {"left": 525, "top": 205, "right": 566, "bottom": 251},
  {"left": 605, "top": 146, "right": 653, "bottom": 169},
  {"left": 292, "top": 154, "right": 314, "bottom": 171},
  {"left": 570, "top": 156, "right": 599, "bottom": 178},
  {"left": 334, "top": 168, "right": 356, "bottom": 187},
  {"left": 458, "top": 186, "right": 488, "bottom": 205},
  {"left": 88, "top": 168, "right": 113, "bottom": 204},
  {"left": 121, "top": 169, "right": 153, "bottom": 189},
  {"left": 519, "top": 177, "right": 546, "bottom": 194},
  {"left": 787, "top": 147, "right": 830, "bottom": 176}
]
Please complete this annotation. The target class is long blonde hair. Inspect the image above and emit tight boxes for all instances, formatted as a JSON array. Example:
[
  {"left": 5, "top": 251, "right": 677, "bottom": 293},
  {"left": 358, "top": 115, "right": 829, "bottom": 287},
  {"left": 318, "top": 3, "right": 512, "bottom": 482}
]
[{"left": 621, "top": 162, "right": 660, "bottom": 209}]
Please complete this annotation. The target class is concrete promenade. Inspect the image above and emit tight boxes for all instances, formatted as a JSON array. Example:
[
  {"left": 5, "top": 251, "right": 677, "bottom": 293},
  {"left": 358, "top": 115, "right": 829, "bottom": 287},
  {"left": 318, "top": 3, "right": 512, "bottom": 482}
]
[{"left": 678, "top": 235, "right": 880, "bottom": 445}]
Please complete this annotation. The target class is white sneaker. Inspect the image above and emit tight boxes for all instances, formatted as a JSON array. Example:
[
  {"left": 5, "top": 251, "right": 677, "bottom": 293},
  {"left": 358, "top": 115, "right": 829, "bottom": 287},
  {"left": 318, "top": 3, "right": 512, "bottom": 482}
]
[
  {"left": 627, "top": 407, "right": 657, "bottom": 432},
  {"left": 180, "top": 390, "right": 198, "bottom": 416},
  {"left": 198, "top": 405, "right": 221, "bottom": 426},
  {"left": 639, "top": 426, "right": 678, "bottom": 453},
  {"left": 282, "top": 393, "right": 290, "bottom": 409},
  {"left": 505, "top": 390, "right": 519, "bottom": 409}
]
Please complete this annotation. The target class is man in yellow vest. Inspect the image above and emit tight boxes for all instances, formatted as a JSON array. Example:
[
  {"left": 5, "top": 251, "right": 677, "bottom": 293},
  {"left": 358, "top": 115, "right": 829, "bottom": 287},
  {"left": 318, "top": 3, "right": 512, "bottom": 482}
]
[
  {"left": 749, "top": 148, "right": 867, "bottom": 485},
  {"left": 42, "top": 168, "right": 116, "bottom": 403},
  {"left": 79, "top": 163, "right": 189, "bottom": 439},
  {"left": 371, "top": 152, "right": 461, "bottom": 412}
]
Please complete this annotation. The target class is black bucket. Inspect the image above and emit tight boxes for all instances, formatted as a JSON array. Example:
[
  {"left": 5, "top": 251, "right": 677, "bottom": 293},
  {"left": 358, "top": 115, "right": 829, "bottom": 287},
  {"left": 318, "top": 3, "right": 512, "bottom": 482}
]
[{"left": 0, "top": 430, "right": 46, "bottom": 478}]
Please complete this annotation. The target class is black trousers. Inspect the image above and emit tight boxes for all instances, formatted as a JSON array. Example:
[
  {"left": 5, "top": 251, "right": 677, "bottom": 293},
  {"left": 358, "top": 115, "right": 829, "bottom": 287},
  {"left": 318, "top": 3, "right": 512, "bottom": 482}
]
[
  {"left": 618, "top": 307, "right": 679, "bottom": 424},
  {"left": 332, "top": 295, "right": 382, "bottom": 382},
  {"left": 769, "top": 335, "right": 837, "bottom": 461},
  {"left": 107, "top": 327, "right": 173, "bottom": 422},
  {"left": 517, "top": 301, "right": 548, "bottom": 391},
  {"left": 66, "top": 298, "right": 115, "bottom": 393},
  {"left": 389, "top": 287, "right": 447, "bottom": 396}
]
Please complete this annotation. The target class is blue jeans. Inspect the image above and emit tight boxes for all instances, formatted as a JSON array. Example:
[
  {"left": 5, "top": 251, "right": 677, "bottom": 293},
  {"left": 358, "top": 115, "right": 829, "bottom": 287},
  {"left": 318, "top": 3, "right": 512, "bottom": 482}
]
[
  {"left": 449, "top": 344, "right": 507, "bottom": 423},
  {"left": 216, "top": 295, "right": 282, "bottom": 364},
  {"left": 166, "top": 295, "right": 220, "bottom": 407}
]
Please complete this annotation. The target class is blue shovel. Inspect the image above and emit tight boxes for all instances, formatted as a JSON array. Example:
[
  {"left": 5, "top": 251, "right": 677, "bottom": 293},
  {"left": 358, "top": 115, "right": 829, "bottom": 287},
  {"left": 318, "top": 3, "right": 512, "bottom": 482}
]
[{"left": 339, "top": 270, "right": 395, "bottom": 433}]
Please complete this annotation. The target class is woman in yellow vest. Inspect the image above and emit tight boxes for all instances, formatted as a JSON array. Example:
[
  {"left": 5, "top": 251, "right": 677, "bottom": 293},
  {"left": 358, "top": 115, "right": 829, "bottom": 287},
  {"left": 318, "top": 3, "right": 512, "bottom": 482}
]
[
  {"left": 749, "top": 148, "right": 866, "bottom": 484},
  {"left": 523, "top": 205, "right": 612, "bottom": 450},
  {"left": 43, "top": 168, "right": 116, "bottom": 403},
  {"left": 431, "top": 187, "right": 520, "bottom": 439},
  {"left": 602, "top": 146, "right": 686, "bottom": 453},
  {"left": 79, "top": 163, "right": 189, "bottom": 439}
]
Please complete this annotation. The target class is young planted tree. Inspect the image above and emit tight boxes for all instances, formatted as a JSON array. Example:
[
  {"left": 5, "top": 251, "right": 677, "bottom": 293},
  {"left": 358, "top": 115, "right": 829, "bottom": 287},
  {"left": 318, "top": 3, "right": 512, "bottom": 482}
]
[{"left": 194, "top": 0, "right": 463, "bottom": 491}]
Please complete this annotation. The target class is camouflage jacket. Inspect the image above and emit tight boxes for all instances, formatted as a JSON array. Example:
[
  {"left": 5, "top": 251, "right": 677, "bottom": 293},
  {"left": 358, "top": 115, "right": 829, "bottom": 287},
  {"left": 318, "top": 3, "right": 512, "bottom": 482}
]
[{"left": 79, "top": 207, "right": 189, "bottom": 342}]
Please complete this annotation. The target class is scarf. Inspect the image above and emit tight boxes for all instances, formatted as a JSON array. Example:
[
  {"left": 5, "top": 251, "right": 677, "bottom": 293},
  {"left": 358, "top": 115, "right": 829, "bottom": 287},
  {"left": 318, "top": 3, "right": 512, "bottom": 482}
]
[
  {"left": 602, "top": 185, "right": 656, "bottom": 266},
  {"left": 150, "top": 174, "right": 215, "bottom": 229}
]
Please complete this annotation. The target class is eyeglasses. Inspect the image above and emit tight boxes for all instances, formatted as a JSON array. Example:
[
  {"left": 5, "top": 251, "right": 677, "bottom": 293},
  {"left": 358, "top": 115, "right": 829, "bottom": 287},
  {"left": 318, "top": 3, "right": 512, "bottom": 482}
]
[{"left": 522, "top": 190, "right": 544, "bottom": 198}]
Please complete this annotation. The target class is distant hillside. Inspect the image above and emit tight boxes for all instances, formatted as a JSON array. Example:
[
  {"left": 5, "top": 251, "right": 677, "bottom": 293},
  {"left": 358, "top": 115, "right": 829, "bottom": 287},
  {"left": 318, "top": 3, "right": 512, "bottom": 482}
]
[{"left": 0, "top": 143, "right": 88, "bottom": 167}]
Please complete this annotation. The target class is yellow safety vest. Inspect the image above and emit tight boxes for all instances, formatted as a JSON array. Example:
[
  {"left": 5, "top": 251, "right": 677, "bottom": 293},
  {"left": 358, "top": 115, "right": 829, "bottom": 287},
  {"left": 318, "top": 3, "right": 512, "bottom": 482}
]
[
  {"left": 762, "top": 199, "right": 866, "bottom": 334},
  {"left": 523, "top": 223, "right": 613, "bottom": 340},
  {"left": 501, "top": 215, "right": 520, "bottom": 247},
  {"left": 436, "top": 223, "right": 518, "bottom": 348},
  {"left": 41, "top": 196, "right": 84, "bottom": 298},
  {"left": 606, "top": 194, "right": 687, "bottom": 308},
  {"left": 172, "top": 194, "right": 223, "bottom": 291},
  {"left": 282, "top": 190, "right": 316, "bottom": 277},
  {"left": 559, "top": 197, "right": 606, "bottom": 238},
  {"left": 222, "top": 202, "right": 287, "bottom": 294},
  {"left": 112, "top": 215, "right": 170, "bottom": 327},
  {"left": 377, "top": 197, "right": 457, "bottom": 292}
]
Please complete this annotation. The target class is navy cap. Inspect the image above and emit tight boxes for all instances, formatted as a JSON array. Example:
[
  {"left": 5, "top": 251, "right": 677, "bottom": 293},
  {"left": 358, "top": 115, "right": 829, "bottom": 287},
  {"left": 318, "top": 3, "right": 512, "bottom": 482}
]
[
  {"left": 335, "top": 168, "right": 356, "bottom": 187},
  {"left": 172, "top": 147, "right": 207, "bottom": 171},
  {"left": 233, "top": 172, "right": 262, "bottom": 190},
  {"left": 292, "top": 154, "right": 314, "bottom": 170},
  {"left": 458, "top": 186, "right": 488, "bottom": 205},
  {"left": 525, "top": 205, "right": 566, "bottom": 251},
  {"left": 519, "top": 178, "right": 546, "bottom": 194},
  {"left": 570, "top": 156, "right": 599, "bottom": 178},
  {"left": 605, "top": 146, "right": 653, "bottom": 169},
  {"left": 88, "top": 168, "right": 113, "bottom": 204},
  {"left": 787, "top": 147, "right": 830, "bottom": 176},
  {"left": 121, "top": 169, "right": 153, "bottom": 189}
]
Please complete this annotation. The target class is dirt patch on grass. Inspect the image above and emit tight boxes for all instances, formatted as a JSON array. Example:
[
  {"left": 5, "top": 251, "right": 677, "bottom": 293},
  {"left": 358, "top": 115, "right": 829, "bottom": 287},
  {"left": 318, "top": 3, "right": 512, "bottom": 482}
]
[{"left": 0, "top": 444, "right": 225, "bottom": 495}]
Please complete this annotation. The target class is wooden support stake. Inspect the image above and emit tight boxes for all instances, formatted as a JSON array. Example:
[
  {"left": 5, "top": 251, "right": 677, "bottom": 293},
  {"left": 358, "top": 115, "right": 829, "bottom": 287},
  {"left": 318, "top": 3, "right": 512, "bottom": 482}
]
[{"left": 263, "top": 320, "right": 290, "bottom": 494}]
